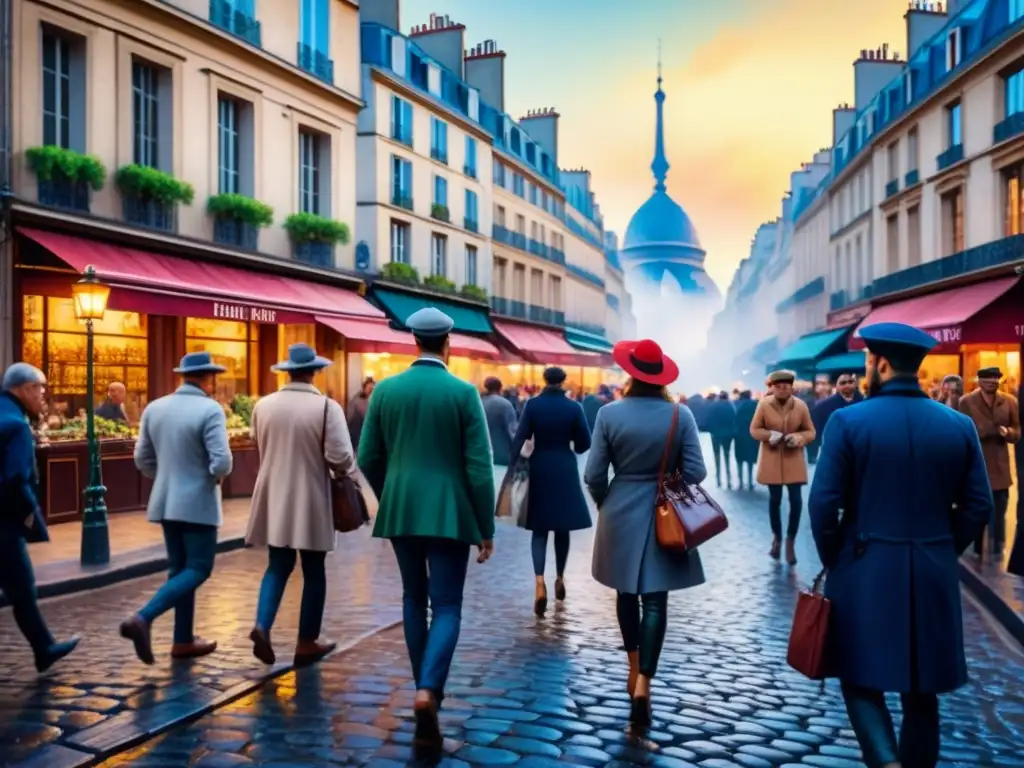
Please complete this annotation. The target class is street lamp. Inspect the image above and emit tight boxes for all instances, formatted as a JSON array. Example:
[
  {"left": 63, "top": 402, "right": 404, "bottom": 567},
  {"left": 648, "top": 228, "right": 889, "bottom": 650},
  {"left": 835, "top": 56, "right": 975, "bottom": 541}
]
[{"left": 72, "top": 265, "right": 111, "bottom": 566}]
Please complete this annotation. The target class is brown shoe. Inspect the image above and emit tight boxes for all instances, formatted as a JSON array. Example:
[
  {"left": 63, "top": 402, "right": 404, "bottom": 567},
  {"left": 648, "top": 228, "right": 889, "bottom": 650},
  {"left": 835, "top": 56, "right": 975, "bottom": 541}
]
[
  {"left": 171, "top": 637, "right": 217, "bottom": 659},
  {"left": 769, "top": 537, "right": 781, "bottom": 559},
  {"left": 294, "top": 639, "right": 336, "bottom": 666},
  {"left": 785, "top": 538, "right": 798, "bottom": 566},
  {"left": 119, "top": 615, "right": 155, "bottom": 665},
  {"left": 250, "top": 627, "right": 276, "bottom": 665}
]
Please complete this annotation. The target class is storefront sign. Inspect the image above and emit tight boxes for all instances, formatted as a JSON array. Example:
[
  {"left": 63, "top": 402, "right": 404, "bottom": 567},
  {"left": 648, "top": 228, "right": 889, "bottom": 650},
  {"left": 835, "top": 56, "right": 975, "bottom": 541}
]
[
  {"left": 926, "top": 326, "right": 962, "bottom": 344},
  {"left": 1015, "top": 324, "right": 1024, "bottom": 338},
  {"left": 212, "top": 301, "right": 278, "bottom": 324}
]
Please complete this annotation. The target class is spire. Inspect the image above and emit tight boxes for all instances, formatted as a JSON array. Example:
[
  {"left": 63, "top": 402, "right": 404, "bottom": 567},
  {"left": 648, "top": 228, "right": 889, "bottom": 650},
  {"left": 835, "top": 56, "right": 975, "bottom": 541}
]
[{"left": 651, "top": 40, "right": 669, "bottom": 193}]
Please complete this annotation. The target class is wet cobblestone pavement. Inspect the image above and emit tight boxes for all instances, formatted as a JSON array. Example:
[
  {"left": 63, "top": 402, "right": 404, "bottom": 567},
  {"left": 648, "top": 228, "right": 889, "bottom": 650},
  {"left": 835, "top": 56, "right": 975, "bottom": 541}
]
[{"left": 87, "top": 474, "right": 1024, "bottom": 767}]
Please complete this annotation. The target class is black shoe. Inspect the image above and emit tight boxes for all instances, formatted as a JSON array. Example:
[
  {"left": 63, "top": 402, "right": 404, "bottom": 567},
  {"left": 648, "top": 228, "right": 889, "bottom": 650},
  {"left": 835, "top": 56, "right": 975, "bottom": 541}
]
[
  {"left": 629, "top": 694, "right": 652, "bottom": 728},
  {"left": 534, "top": 595, "right": 547, "bottom": 617},
  {"left": 555, "top": 579, "right": 566, "bottom": 602},
  {"left": 35, "top": 637, "right": 80, "bottom": 673}
]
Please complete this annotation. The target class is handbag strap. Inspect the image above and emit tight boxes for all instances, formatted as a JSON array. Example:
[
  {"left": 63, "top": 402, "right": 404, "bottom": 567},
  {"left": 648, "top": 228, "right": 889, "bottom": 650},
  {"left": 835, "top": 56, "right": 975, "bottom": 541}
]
[
  {"left": 320, "top": 398, "right": 331, "bottom": 482},
  {"left": 657, "top": 405, "right": 680, "bottom": 494}
]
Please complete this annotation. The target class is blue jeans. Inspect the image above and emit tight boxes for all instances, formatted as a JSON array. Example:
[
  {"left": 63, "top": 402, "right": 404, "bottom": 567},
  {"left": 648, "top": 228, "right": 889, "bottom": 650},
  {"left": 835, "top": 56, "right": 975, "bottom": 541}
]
[
  {"left": 841, "top": 682, "right": 939, "bottom": 767},
  {"left": 391, "top": 536, "right": 471, "bottom": 699},
  {"left": 0, "top": 530, "right": 54, "bottom": 653},
  {"left": 255, "top": 546, "right": 327, "bottom": 642},
  {"left": 138, "top": 521, "right": 217, "bottom": 644}
]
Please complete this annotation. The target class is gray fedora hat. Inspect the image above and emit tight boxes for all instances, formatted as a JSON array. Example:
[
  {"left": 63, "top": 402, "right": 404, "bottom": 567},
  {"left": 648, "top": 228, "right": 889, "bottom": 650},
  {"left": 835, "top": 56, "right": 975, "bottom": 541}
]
[
  {"left": 271, "top": 343, "right": 332, "bottom": 372},
  {"left": 174, "top": 351, "right": 227, "bottom": 374}
]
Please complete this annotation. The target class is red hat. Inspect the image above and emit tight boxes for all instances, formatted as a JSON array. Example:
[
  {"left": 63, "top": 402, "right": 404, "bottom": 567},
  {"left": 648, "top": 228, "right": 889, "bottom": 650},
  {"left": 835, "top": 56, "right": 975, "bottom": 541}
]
[{"left": 613, "top": 339, "right": 679, "bottom": 387}]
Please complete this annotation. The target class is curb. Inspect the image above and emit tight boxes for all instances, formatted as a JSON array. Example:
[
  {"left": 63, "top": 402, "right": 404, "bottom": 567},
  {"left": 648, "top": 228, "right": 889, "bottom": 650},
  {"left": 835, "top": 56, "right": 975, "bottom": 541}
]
[
  {"left": 958, "top": 560, "right": 1024, "bottom": 649},
  {"left": 13, "top": 618, "right": 405, "bottom": 768}
]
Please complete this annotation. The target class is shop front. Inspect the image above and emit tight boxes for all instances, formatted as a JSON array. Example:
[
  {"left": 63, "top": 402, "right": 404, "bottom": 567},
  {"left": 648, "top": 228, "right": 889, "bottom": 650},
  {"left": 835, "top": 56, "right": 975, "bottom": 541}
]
[
  {"left": 850, "top": 276, "right": 1023, "bottom": 394},
  {"left": 491, "top": 320, "right": 612, "bottom": 394},
  {"left": 816, "top": 351, "right": 867, "bottom": 379},
  {"left": 14, "top": 227, "right": 384, "bottom": 523}
]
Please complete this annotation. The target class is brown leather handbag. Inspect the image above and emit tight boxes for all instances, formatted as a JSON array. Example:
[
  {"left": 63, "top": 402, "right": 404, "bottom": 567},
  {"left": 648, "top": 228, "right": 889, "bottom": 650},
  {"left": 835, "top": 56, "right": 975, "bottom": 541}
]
[
  {"left": 787, "top": 568, "right": 831, "bottom": 680},
  {"left": 321, "top": 399, "right": 369, "bottom": 533},
  {"left": 655, "top": 406, "right": 729, "bottom": 552}
]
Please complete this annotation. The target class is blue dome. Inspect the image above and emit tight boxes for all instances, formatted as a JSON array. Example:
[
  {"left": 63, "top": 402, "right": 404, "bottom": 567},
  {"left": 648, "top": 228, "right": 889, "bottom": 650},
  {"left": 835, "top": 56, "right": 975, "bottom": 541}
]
[{"left": 622, "top": 191, "right": 703, "bottom": 253}]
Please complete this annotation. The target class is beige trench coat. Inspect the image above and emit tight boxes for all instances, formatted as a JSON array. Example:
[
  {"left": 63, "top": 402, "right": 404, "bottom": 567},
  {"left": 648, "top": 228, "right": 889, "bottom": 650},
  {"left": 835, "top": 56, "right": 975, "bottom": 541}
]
[
  {"left": 958, "top": 389, "right": 1021, "bottom": 491},
  {"left": 750, "top": 395, "right": 815, "bottom": 486},
  {"left": 245, "top": 383, "right": 370, "bottom": 552}
]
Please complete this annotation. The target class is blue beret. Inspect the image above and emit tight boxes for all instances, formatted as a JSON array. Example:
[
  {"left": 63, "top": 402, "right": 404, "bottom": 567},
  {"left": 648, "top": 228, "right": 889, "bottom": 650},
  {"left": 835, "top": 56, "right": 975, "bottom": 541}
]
[
  {"left": 858, "top": 322, "right": 938, "bottom": 354},
  {"left": 406, "top": 307, "right": 454, "bottom": 337}
]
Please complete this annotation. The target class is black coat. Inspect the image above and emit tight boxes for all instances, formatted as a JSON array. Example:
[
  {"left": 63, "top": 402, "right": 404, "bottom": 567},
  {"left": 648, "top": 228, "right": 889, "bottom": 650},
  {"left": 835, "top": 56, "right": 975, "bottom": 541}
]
[
  {"left": 688, "top": 395, "right": 710, "bottom": 432},
  {"left": 812, "top": 392, "right": 863, "bottom": 443},
  {"left": 1009, "top": 386, "right": 1024, "bottom": 576},
  {"left": 732, "top": 398, "right": 759, "bottom": 464}
]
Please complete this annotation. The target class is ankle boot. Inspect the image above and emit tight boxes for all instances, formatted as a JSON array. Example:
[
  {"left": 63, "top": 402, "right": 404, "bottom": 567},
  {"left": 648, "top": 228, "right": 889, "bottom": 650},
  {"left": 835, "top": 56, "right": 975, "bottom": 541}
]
[
  {"left": 785, "top": 538, "right": 798, "bottom": 566},
  {"left": 769, "top": 537, "right": 781, "bottom": 559},
  {"left": 626, "top": 650, "right": 639, "bottom": 696},
  {"left": 534, "top": 580, "right": 547, "bottom": 616}
]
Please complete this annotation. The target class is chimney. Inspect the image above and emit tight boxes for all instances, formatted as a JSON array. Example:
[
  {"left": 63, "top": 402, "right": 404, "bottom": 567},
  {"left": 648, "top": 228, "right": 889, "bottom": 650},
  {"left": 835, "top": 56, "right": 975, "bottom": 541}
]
[
  {"left": 832, "top": 103, "right": 856, "bottom": 146},
  {"left": 408, "top": 13, "right": 466, "bottom": 77},
  {"left": 945, "top": 0, "right": 965, "bottom": 13},
  {"left": 464, "top": 40, "right": 506, "bottom": 112},
  {"left": 853, "top": 44, "right": 904, "bottom": 110},
  {"left": 360, "top": 0, "right": 400, "bottom": 32},
  {"left": 904, "top": 1, "right": 948, "bottom": 60},
  {"left": 519, "top": 107, "right": 560, "bottom": 164}
]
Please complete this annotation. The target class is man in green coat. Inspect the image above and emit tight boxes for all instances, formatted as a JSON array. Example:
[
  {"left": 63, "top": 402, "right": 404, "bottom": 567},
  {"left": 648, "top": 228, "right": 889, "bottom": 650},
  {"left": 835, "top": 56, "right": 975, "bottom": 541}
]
[{"left": 357, "top": 306, "right": 495, "bottom": 753}]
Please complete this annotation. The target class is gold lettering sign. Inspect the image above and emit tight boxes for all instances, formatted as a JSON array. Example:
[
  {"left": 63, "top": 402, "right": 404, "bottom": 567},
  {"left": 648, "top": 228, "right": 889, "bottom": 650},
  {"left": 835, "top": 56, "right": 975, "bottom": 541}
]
[{"left": 212, "top": 301, "right": 277, "bottom": 324}]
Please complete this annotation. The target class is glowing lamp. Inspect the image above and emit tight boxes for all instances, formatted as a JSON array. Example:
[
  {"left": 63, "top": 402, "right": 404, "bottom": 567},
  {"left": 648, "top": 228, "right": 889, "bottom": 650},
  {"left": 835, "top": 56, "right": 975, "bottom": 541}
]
[{"left": 71, "top": 265, "right": 110, "bottom": 321}]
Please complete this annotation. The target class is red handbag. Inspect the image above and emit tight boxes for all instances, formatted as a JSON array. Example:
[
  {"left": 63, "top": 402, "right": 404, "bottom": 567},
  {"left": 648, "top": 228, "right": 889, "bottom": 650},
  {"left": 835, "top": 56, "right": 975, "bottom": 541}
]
[{"left": 787, "top": 568, "right": 831, "bottom": 680}]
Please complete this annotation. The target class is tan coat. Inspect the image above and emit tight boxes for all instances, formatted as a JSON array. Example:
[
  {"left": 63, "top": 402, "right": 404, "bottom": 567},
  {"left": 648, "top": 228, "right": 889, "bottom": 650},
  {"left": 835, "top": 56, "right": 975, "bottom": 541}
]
[
  {"left": 750, "top": 395, "right": 816, "bottom": 485},
  {"left": 958, "top": 389, "right": 1021, "bottom": 491},
  {"left": 245, "top": 383, "right": 365, "bottom": 552}
]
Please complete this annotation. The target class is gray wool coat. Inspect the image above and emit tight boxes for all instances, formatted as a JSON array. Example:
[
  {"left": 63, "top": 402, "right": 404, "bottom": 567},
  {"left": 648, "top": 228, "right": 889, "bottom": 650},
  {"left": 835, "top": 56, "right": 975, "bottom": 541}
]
[{"left": 585, "top": 397, "right": 708, "bottom": 594}]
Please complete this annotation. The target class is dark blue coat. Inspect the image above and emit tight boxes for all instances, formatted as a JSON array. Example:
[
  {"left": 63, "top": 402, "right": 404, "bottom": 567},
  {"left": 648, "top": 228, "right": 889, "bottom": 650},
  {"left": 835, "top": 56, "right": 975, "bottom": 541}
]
[
  {"left": 811, "top": 391, "right": 863, "bottom": 443},
  {"left": 809, "top": 378, "right": 992, "bottom": 694},
  {"left": 688, "top": 395, "right": 710, "bottom": 432},
  {"left": 732, "top": 397, "right": 759, "bottom": 464},
  {"left": 1010, "top": 386, "right": 1024, "bottom": 576},
  {"left": 0, "top": 393, "right": 48, "bottom": 543},
  {"left": 506, "top": 387, "right": 592, "bottom": 532},
  {"left": 707, "top": 399, "right": 736, "bottom": 437}
]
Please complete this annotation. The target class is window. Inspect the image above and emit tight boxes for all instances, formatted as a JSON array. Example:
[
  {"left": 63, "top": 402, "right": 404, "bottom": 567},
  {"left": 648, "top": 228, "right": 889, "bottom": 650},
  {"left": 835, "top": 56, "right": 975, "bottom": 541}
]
[
  {"left": 390, "top": 219, "right": 409, "bottom": 263},
  {"left": 1013, "top": 0, "right": 1024, "bottom": 22},
  {"left": 465, "top": 244, "right": 478, "bottom": 286},
  {"left": 186, "top": 317, "right": 258, "bottom": 403},
  {"left": 391, "top": 96, "right": 413, "bottom": 145},
  {"left": 430, "top": 117, "right": 448, "bottom": 163},
  {"left": 465, "top": 189, "right": 478, "bottom": 230},
  {"left": 300, "top": 0, "right": 329, "bottom": 53},
  {"left": 1006, "top": 66, "right": 1024, "bottom": 118},
  {"left": 903, "top": 70, "right": 915, "bottom": 104},
  {"left": 1004, "top": 163, "right": 1024, "bottom": 236},
  {"left": 528, "top": 183, "right": 538, "bottom": 206},
  {"left": 945, "top": 28, "right": 961, "bottom": 71},
  {"left": 218, "top": 97, "right": 240, "bottom": 194},
  {"left": 298, "top": 129, "right": 323, "bottom": 214},
  {"left": 512, "top": 173, "right": 524, "bottom": 197},
  {"left": 886, "top": 214, "right": 899, "bottom": 274},
  {"left": 430, "top": 233, "right": 447, "bottom": 277},
  {"left": 211, "top": 0, "right": 259, "bottom": 44},
  {"left": 132, "top": 60, "right": 161, "bottom": 168},
  {"left": 433, "top": 175, "right": 447, "bottom": 206},
  {"left": 464, "top": 136, "right": 477, "bottom": 177},
  {"left": 41, "top": 29, "right": 84, "bottom": 150},
  {"left": 941, "top": 188, "right": 965, "bottom": 256},
  {"left": 947, "top": 102, "right": 962, "bottom": 148},
  {"left": 907, "top": 205, "right": 921, "bottom": 266},
  {"left": 493, "top": 158, "right": 505, "bottom": 187},
  {"left": 907, "top": 127, "right": 919, "bottom": 171},
  {"left": 495, "top": 204, "right": 506, "bottom": 227},
  {"left": 886, "top": 142, "right": 899, "bottom": 182},
  {"left": 390, "top": 155, "right": 413, "bottom": 207},
  {"left": 515, "top": 214, "right": 526, "bottom": 234},
  {"left": 541, "top": 190, "right": 549, "bottom": 211}
]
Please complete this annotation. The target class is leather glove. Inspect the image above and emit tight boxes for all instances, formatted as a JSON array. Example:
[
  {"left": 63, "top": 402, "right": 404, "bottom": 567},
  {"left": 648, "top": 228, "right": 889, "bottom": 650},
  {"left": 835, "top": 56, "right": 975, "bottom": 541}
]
[{"left": 768, "top": 431, "right": 783, "bottom": 446}]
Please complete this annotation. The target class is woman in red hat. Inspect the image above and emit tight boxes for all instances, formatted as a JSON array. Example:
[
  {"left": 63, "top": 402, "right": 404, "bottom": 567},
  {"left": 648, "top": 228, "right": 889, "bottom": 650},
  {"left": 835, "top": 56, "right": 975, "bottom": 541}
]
[{"left": 584, "top": 339, "right": 708, "bottom": 728}]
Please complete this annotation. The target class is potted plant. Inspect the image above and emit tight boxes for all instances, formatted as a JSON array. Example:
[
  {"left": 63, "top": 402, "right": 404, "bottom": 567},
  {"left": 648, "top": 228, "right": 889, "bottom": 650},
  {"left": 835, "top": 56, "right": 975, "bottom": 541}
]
[
  {"left": 380, "top": 261, "right": 420, "bottom": 284},
  {"left": 115, "top": 164, "right": 194, "bottom": 231},
  {"left": 460, "top": 283, "right": 488, "bottom": 302},
  {"left": 207, "top": 193, "right": 273, "bottom": 250},
  {"left": 430, "top": 203, "right": 450, "bottom": 222},
  {"left": 424, "top": 274, "right": 456, "bottom": 294},
  {"left": 283, "top": 212, "right": 350, "bottom": 268},
  {"left": 25, "top": 145, "right": 106, "bottom": 212}
]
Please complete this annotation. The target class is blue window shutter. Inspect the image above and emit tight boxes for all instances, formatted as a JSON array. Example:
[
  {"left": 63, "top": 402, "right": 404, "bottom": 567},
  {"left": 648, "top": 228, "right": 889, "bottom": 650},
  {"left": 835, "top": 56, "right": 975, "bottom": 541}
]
[
  {"left": 300, "top": 0, "right": 312, "bottom": 47},
  {"left": 318, "top": 0, "right": 329, "bottom": 53},
  {"left": 402, "top": 161, "right": 412, "bottom": 195}
]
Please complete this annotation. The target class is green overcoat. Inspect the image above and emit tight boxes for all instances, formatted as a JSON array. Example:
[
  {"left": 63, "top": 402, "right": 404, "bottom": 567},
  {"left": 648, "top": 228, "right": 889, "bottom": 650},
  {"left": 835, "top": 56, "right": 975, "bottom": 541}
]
[{"left": 357, "top": 359, "right": 496, "bottom": 545}]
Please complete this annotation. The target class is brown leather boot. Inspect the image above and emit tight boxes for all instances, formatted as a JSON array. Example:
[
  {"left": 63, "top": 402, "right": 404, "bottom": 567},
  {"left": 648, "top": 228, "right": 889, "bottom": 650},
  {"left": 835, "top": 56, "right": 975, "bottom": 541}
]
[
  {"left": 171, "top": 637, "right": 218, "bottom": 659},
  {"left": 119, "top": 615, "right": 155, "bottom": 665},
  {"left": 769, "top": 537, "right": 781, "bottom": 559},
  {"left": 785, "top": 538, "right": 798, "bottom": 566},
  {"left": 626, "top": 651, "right": 639, "bottom": 696},
  {"left": 250, "top": 627, "right": 275, "bottom": 665},
  {"left": 294, "top": 639, "right": 336, "bottom": 666}
]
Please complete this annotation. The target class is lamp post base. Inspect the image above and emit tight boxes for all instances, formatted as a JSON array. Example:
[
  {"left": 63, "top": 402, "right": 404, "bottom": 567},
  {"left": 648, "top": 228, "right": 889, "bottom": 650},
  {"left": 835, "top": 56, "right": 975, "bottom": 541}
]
[{"left": 80, "top": 484, "right": 110, "bottom": 566}]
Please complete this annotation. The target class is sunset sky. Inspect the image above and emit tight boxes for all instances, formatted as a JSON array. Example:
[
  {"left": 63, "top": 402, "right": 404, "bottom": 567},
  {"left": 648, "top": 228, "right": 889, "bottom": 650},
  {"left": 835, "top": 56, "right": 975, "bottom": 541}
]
[{"left": 401, "top": 0, "right": 911, "bottom": 290}]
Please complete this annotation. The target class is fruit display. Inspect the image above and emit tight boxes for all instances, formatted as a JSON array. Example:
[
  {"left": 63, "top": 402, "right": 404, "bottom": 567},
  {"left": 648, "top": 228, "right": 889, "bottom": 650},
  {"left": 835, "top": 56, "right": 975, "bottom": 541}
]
[{"left": 45, "top": 416, "right": 135, "bottom": 443}]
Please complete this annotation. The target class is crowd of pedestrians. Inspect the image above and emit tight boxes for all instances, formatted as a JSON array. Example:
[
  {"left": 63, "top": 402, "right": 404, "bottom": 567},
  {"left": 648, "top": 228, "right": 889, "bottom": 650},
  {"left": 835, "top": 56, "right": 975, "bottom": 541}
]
[{"left": 2, "top": 307, "right": 1023, "bottom": 766}]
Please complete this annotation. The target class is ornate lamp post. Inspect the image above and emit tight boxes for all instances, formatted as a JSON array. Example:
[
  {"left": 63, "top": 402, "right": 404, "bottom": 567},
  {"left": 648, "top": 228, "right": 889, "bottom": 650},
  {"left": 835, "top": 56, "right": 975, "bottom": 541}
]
[{"left": 72, "top": 265, "right": 111, "bottom": 566}]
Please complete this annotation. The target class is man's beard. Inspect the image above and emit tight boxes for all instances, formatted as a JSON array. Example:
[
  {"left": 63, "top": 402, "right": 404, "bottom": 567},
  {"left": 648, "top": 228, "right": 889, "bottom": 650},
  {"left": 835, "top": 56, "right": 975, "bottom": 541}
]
[{"left": 868, "top": 369, "right": 884, "bottom": 398}]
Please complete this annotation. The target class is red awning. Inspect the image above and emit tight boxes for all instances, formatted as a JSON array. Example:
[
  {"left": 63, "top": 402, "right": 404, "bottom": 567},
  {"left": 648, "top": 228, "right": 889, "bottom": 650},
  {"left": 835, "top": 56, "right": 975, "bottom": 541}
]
[
  {"left": 316, "top": 315, "right": 500, "bottom": 359},
  {"left": 493, "top": 320, "right": 604, "bottom": 367},
  {"left": 19, "top": 228, "right": 382, "bottom": 323},
  {"left": 851, "top": 277, "right": 1021, "bottom": 353}
]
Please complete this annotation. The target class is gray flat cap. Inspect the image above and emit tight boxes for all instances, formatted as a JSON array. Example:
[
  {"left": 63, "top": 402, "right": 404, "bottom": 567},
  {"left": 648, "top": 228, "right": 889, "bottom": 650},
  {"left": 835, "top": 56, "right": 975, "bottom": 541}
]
[
  {"left": 2, "top": 362, "right": 46, "bottom": 391},
  {"left": 406, "top": 307, "right": 454, "bottom": 338}
]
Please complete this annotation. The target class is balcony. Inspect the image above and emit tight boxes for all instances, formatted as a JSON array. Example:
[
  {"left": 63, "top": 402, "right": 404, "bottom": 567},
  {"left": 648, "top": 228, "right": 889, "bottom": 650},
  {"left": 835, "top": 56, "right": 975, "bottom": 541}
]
[
  {"left": 123, "top": 195, "right": 176, "bottom": 232},
  {"left": 213, "top": 217, "right": 259, "bottom": 250},
  {"left": 528, "top": 239, "right": 550, "bottom": 259},
  {"left": 936, "top": 143, "right": 964, "bottom": 171},
  {"left": 297, "top": 42, "right": 334, "bottom": 85},
  {"left": 209, "top": 0, "right": 261, "bottom": 46},
  {"left": 566, "top": 263, "right": 606, "bottom": 289},
  {"left": 572, "top": 321, "right": 606, "bottom": 337},
  {"left": 884, "top": 179, "right": 899, "bottom": 199},
  {"left": 38, "top": 177, "right": 90, "bottom": 213},
  {"left": 391, "top": 193, "right": 413, "bottom": 211},
  {"left": 430, "top": 203, "right": 450, "bottom": 223},
  {"left": 294, "top": 241, "right": 334, "bottom": 269},
  {"left": 464, "top": 163, "right": 477, "bottom": 179},
  {"left": 994, "top": 112, "right": 1024, "bottom": 145},
  {"left": 489, "top": 296, "right": 529, "bottom": 319},
  {"left": 464, "top": 217, "right": 478, "bottom": 233},
  {"left": 905, "top": 169, "right": 920, "bottom": 187},
  {"left": 529, "top": 305, "right": 554, "bottom": 324},
  {"left": 430, "top": 147, "right": 448, "bottom": 165},
  {"left": 549, "top": 248, "right": 566, "bottom": 265}
]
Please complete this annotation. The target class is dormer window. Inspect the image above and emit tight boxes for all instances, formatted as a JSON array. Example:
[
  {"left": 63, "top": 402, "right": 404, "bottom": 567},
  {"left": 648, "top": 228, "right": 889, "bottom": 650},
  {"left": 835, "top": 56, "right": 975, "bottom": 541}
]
[
  {"left": 866, "top": 109, "right": 875, "bottom": 136},
  {"left": 904, "top": 69, "right": 914, "bottom": 103},
  {"left": 945, "top": 28, "right": 962, "bottom": 72}
]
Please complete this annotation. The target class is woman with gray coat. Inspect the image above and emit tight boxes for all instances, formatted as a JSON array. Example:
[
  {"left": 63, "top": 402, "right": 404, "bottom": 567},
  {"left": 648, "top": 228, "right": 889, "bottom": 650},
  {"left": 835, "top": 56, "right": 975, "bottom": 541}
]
[{"left": 584, "top": 339, "right": 707, "bottom": 728}]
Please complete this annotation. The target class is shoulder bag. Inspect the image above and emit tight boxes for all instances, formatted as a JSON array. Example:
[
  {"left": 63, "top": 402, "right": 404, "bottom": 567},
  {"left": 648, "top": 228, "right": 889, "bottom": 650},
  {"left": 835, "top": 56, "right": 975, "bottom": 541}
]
[
  {"left": 321, "top": 399, "right": 369, "bottom": 533},
  {"left": 655, "top": 406, "right": 729, "bottom": 551},
  {"left": 787, "top": 568, "right": 830, "bottom": 681}
]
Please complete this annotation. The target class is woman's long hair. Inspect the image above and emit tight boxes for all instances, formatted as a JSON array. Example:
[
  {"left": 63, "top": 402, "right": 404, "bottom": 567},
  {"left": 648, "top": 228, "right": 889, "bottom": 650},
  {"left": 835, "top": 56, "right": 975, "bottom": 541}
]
[{"left": 623, "top": 377, "right": 674, "bottom": 402}]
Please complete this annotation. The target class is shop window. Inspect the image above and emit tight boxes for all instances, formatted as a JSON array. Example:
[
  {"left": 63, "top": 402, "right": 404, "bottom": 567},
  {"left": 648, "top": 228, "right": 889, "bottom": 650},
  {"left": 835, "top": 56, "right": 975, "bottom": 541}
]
[
  {"left": 963, "top": 344, "right": 1021, "bottom": 395},
  {"left": 26, "top": 296, "right": 149, "bottom": 421},
  {"left": 185, "top": 317, "right": 258, "bottom": 404},
  {"left": 918, "top": 354, "right": 961, "bottom": 393},
  {"left": 1004, "top": 163, "right": 1023, "bottom": 237}
]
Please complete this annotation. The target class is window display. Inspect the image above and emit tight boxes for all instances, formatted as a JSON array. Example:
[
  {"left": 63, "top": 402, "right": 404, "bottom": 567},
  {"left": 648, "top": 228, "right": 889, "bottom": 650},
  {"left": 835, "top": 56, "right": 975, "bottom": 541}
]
[
  {"left": 185, "top": 317, "right": 259, "bottom": 403},
  {"left": 962, "top": 344, "right": 1020, "bottom": 394}
]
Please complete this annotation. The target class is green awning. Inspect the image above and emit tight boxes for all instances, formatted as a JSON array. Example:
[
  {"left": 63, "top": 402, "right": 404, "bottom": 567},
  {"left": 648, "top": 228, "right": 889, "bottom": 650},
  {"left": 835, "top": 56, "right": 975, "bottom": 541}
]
[
  {"left": 775, "top": 327, "right": 850, "bottom": 369},
  {"left": 816, "top": 351, "right": 867, "bottom": 376},
  {"left": 564, "top": 326, "right": 613, "bottom": 354},
  {"left": 371, "top": 288, "right": 492, "bottom": 334}
]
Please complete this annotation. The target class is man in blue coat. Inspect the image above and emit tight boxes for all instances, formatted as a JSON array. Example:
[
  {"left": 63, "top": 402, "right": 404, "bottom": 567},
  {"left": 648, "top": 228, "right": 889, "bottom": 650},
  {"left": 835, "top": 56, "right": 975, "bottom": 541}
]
[
  {"left": 811, "top": 372, "right": 863, "bottom": 446},
  {"left": 0, "top": 363, "right": 79, "bottom": 671},
  {"left": 809, "top": 322, "right": 992, "bottom": 768}
]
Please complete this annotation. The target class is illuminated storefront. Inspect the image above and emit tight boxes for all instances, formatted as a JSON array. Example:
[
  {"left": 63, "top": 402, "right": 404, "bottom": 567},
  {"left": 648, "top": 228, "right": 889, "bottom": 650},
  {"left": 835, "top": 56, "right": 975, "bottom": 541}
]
[{"left": 491, "top": 320, "right": 614, "bottom": 393}]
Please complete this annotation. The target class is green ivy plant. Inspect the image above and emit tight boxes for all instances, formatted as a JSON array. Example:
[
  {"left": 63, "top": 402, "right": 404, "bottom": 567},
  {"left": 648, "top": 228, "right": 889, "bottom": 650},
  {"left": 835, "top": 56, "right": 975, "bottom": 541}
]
[
  {"left": 283, "top": 212, "right": 351, "bottom": 244},
  {"left": 430, "top": 203, "right": 450, "bottom": 222},
  {"left": 381, "top": 261, "right": 419, "bottom": 283},
  {"left": 25, "top": 146, "right": 107, "bottom": 190},
  {"left": 115, "top": 164, "right": 195, "bottom": 205},
  {"left": 230, "top": 394, "right": 256, "bottom": 426},
  {"left": 460, "top": 283, "right": 488, "bottom": 302},
  {"left": 424, "top": 274, "right": 456, "bottom": 293},
  {"left": 207, "top": 194, "right": 274, "bottom": 227}
]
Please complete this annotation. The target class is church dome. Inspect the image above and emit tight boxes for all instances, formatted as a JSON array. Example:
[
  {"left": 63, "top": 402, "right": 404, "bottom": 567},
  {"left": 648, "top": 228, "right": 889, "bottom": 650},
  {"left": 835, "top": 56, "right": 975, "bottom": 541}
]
[{"left": 623, "top": 191, "right": 702, "bottom": 252}]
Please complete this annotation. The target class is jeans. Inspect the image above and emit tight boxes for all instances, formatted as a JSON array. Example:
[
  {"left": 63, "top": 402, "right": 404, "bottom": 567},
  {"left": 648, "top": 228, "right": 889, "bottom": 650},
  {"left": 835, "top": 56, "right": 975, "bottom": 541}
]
[
  {"left": 710, "top": 435, "right": 733, "bottom": 485},
  {"left": 841, "top": 682, "right": 939, "bottom": 768},
  {"left": 974, "top": 488, "right": 1010, "bottom": 555},
  {"left": 255, "top": 546, "right": 327, "bottom": 642},
  {"left": 391, "top": 536, "right": 471, "bottom": 699},
  {"left": 736, "top": 461, "right": 754, "bottom": 488},
  {"left": 138, "top": 521, "right": 217, "bottom": 644},
  {"left": 768, "top": 484, "right": 803, "bottom": 539},
  {"left": 0, "top": 530, "right": 54, "bottom": 653},
  {"left": 806, "top": 441, "right": 821, "bottom": 465},
  {"left": 616, "top": 592, "right": 668, "bottom": 677},
  {"left": 531, "top": 530, "right": 570, "bottom": 577}
]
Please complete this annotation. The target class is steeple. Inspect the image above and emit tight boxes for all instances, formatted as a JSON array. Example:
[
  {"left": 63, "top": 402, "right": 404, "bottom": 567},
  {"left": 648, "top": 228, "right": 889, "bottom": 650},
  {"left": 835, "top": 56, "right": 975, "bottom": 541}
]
[{"left": 651, "top": 41, "right": 670, "bottom": 193}]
